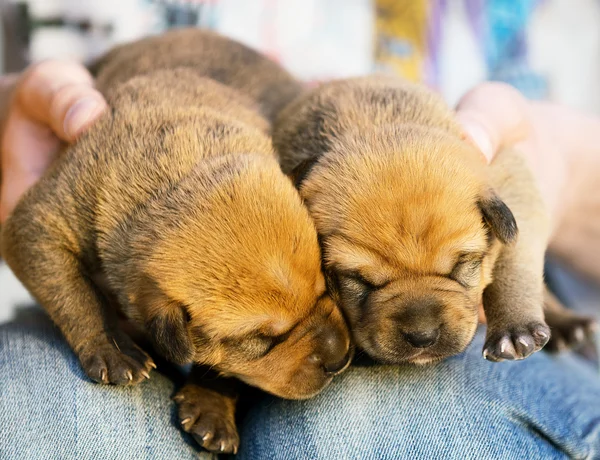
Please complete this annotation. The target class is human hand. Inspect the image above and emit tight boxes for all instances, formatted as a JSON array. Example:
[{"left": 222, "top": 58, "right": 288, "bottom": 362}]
[
  {"left": 455, "top": 82, "right": 600, "bottom": 282},
  {"left": 0, "top": 60, "right": 107, "bottom": 223}
]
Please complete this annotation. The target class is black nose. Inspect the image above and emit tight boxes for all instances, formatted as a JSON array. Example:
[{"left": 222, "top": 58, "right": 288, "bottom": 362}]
[
  {"left": 323, "top": 351, "right": 352, "bottom": 375},
  {"left": 312, "top": 324, "right": 350, "bottom": 375},
  {"left": 403, "top": 329, "right": 439, "bottom": 348}
]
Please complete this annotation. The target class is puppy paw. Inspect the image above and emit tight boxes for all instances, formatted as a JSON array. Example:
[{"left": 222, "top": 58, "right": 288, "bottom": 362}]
[
  {"left": 174, "top": 385, "right": 239, "bottom": 455},
  {"left": 483, "top": 322, "right": 550, "bottom": 362},
  {"left": 545, "top": 312, "right": 597, "bottom": 353},
  {"left": 79, "top": 336, "right": 156, "bottom": 385}
]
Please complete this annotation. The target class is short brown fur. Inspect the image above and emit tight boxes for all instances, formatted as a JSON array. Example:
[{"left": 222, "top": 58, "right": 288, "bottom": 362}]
[
  {"left": 275, "top": 75, "right": 595, "bottom": 364},
  {"left": 1, "top": 30, "right": 350, "bottom": 454},
  {"left": 90, "top": 28, "right": 303, "bottom": 124}
]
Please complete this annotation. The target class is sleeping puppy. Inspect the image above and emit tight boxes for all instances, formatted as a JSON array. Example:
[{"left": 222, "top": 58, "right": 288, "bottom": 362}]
[
  {"left": 1, "top": 31, "right": 351, "bottom": 455},
  {"left": 90, "top": 28, "right": 302, "bottom": 125},
  {"left": 274, "top": 75, "right": 596, "bottom": 365}
]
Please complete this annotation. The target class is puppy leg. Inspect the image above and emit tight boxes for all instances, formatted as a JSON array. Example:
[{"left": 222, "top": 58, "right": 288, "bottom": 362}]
[
  {"left": 2, "top": 216, "right": 155, "bottom": 385},
  {"left": 482, "top": 250, "right": 550, "bottom": 361},
  {"left": 174, "top": 366, "right": 240, "bottom": 455},
  {"left": 482, "top": 148, "right": 551, "bottom": 361},
  {"left": 543, "top": 287, "right": 597, "bottom": 352}
]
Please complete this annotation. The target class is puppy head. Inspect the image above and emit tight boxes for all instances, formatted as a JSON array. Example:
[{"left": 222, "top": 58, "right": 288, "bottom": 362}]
[
  {"left": 299, "top": 127, "right": 516, "bottom": 364},
  {"left": 129, "top": 154, "right": 351, "bottom": 398}
]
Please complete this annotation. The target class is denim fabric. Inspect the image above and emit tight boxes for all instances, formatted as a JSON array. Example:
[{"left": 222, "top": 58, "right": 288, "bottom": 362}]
[
  {"left": 546, "top": 257, "right": 600, "bottom": 369},
  {"left": 238, "top": 330, "right": 600, "bottom": 460},
  {"left": 0, "top": 309, "right": 212, "bottom": 460},
  {"left": 234, "top": 259, "right": 600, "bottom": 460},
  {"left": 546, "top": 256, "right": 600, "bottom": 321},
  {"left": 1, "top": 272, "right": 599, "bottom": 459}
]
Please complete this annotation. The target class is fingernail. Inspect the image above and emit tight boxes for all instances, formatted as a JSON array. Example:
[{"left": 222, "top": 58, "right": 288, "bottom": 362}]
[
  {"left": 63, "top": 97, "right": 100, "bottom": 140},
  {"left": 460, "top": 120, "right": 494, "bottom": 163}
]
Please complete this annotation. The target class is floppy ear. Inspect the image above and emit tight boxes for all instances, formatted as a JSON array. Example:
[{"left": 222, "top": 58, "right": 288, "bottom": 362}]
[
  {"left": 478, "top": 191, "right": 518, "bottom": 244},
  {"left": 146, "top": 302, "right": 195, "bottom": 365},
  {"left": 135, "top": 276, "right": 195, "bottom": 365}
]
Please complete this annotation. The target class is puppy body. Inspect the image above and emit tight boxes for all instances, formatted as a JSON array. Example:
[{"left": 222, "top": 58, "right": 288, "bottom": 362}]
[
  {"left": 90, "top": 28, "right": 303, "bottom": 124},
  {"left": 1, "top": 31, "right": 350, "bottom": 454},
  {"left": 275, "top": 75, "right": 594, "bottom": 364}
]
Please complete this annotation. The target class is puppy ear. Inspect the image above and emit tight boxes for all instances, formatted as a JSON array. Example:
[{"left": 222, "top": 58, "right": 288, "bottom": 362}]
[
  {"left": 146, "top": 302, "right": 195, "bottom": 365},
  {"left": 289, "top": 155, "right": 320, "bottom": 188},
  {"left": 478, "top": 191, "right": 518, "bottom": 244},
  {"left": 135, "top": 275, "right": 195, "bottom": 365}
]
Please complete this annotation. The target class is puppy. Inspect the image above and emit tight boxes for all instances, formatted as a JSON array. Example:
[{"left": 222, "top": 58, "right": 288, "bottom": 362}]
[
  {"left": 90, "top": 28, "right": 303, "bottom": 124},
  {"left": 1, "top": 30, "right": 351, "bottom": 455},
  {"left": 274, "top": 75, "right": 596, "bottom": 365}
]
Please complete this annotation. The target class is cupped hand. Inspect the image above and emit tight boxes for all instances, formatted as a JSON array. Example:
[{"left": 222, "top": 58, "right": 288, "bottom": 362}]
[
  {"left": 0, "top": 60, "right": 107, "bottom": 223},
  {"left": 456, "top": 82, "right": 600, "bottom": 282}
]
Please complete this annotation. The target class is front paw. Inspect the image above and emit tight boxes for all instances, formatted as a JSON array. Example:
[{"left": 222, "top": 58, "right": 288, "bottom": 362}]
[
  {"left": 79, "top": 336, "right": 156, "bottom": 385},
  {"left": 545, "top": 312, "right": 597, "bottom": 353},
  {"left": 174, "top": 385, "right": 239, "bottom": 455},
  {"left": 483, "top": 322, "right": 550, "bottom": 362}
]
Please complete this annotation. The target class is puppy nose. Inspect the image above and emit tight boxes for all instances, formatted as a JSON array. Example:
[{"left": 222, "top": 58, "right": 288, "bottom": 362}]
[
  {"left": 403, "top": 329, "right": 439, "bottom": 348},
  {"left": 323, "top": 351, "right": 352, "bottom": 375},
  {"left": 312, "top": 325, "right": 350, "bottom": 374}
]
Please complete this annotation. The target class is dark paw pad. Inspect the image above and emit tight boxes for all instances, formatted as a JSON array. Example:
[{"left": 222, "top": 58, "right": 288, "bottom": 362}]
[
  {"left": 545, "top": 313, "right": 597, "bottom": 353},
  {"left": 174, "top": 386, "right": 239, "bottom": 455},
  {"left": 80, "top": 337, "right": 156, "bottom": 385},
  {"left": 483, "top": 322, "right": 550, "bottom": 362}
]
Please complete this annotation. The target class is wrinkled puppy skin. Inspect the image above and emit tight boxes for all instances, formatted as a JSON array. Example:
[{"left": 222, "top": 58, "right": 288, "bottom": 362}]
[
  {"left": 1, "top": 30, "right": 351, "bottom": 455},
  {"left": 274, "top": 75, "right": 595, "bottom": 366}
]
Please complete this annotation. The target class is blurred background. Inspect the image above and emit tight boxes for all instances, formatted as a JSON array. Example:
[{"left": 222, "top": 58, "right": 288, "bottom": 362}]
[{"left": 1, "top": 0, "right": 600, "bottom": 322}]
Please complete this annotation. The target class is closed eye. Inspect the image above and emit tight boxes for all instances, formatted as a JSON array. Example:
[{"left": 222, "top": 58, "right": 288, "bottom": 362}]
[
  {"left": 337, "top": 271, "right": 389, "bottom": 310},
  {"left": 229, "top": 327, "right": 296, "bottom": 360},
  {"left": 340, "top": 271, "right": 389, "bottom": 290},
  {"left": 223, "top": 334, "right": 271, "bottom": 359},
  {"left": 448, "top": 254, "right": 483, "bottom": 288}
]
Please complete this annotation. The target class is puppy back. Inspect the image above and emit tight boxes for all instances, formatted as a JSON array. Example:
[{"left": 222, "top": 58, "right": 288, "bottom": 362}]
[
  {"left": 274, "top": 75, "right": 463, "bottom": 175},
  {"left": 90, "top": 28, "right": 303, "bottom": 123},
  {"left": 5, "top": 69, "right": 275, "bottom": 268},
  {"left": 81, "top": 70, "right": 275, "bottom": 235}
]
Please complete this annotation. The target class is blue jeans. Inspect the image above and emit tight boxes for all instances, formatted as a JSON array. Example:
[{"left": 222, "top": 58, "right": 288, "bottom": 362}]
[{"left": 1, "top": 264, "right": 599, "bottom": 459}]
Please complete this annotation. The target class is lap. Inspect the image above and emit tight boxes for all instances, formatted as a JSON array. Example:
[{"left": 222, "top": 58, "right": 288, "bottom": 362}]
[
  {"left": 2, "top": 308, "right": 599, "bottom": 460},
  {"left": 0, "top": 307, "right": 209, "bottom": 460},
  {"left": 238, "top": 329, "right": 600, "bottom": 460},
  {"left": 237, "top": 259, "right": 600, "bottom": 460}
]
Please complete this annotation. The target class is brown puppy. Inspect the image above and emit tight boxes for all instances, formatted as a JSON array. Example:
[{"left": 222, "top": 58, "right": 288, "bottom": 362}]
[
  {"left": 274, "top": 75, "right": 595, "bottom": 365},
  {"left": 1, "top": 31, "right": 351, "bottom": 454},
  {"left": 90, "top": 28, "right": 303, "bottom": 124}
]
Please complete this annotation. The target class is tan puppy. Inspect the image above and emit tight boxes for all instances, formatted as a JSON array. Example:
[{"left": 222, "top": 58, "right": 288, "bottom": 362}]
[
  {"left": 1, "top": 30, "right": 351, "bottom": 454},
  {"left": 275, "top": 75, "right": 595, "bottom": 365}
]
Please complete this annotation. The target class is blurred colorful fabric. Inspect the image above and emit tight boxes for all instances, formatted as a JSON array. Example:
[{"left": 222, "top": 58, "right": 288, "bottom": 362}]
[
  {"left": 374, "top": 0, "right": 547, "bottom": 99},
  {"left": 5, "top": 0, "right": 600, "bottom": 111}
]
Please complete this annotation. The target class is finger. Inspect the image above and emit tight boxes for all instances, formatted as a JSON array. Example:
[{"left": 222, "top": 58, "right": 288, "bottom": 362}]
[
  {"left": 455, "top": 82, "right": 532, "bottom": 163},
  {"left": 17, "top": 60, "right": 107, "bottom": 142},
  {"left": 528, "top": 101, "right": 600, "bottom": 160},
  {"left": 0, "top": 73, "right": 19, "bottom": 131},
  {"left": 0, "top": 105, "right": 61, "bottom": 223}
]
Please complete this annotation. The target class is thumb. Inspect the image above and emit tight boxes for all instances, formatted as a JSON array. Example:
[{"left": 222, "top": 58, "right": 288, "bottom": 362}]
[
  {"left": 0, "top": 61, "right": 107, "bottom": 222},
  {"left": 17, "top": 60, "right": 107, "bottom": 142},
  {"left": 455, "top": 82, "right": 532, "bottom": 163}
]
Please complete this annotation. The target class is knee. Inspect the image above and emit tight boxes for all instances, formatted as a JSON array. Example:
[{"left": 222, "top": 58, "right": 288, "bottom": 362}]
[
  {"left": 237, "top": 342, "right": 488, "bottom": 459},
  {"left": 237, "top": 330, "right": 597, "bottom": 459},
  {"left": 0, "top": 307, "right": 200, "bottom": 459},
  {"left": 0, "top": 308, "right": 94, "bottom": 397}
]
